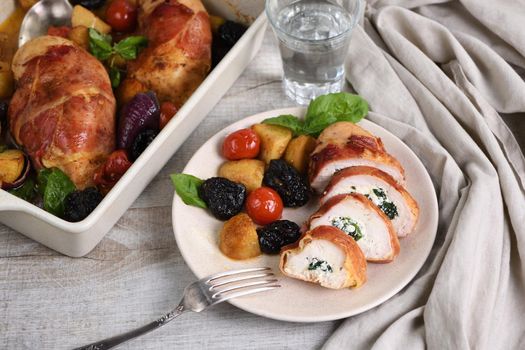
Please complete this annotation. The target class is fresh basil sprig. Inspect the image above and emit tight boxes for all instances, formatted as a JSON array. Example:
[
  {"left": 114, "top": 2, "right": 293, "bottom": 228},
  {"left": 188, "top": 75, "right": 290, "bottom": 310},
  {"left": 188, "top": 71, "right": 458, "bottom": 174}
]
[
  {"left": 37, "top": 168, "right": 76, "bottom": 217},
  {"left": 262, "top": 92, "right": 369, "bottom": 136},
  {"left": 88, "top": 28, "right": 148, "bottom": 88},
  {"left": 171, "top": 173, "right": 207, "bottom": 209}
]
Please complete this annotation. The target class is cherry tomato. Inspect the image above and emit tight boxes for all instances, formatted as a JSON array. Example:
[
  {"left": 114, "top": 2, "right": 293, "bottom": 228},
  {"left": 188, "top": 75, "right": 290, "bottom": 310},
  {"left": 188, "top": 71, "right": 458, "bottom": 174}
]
[
  {"left": 159, "top": 101, "right": 179, "bottom": 129},
  {"left": 93, "top": 149, "right": 132, "bottom": 194},
  {"left": 47, "top": 26, "right": 71, "bottom": 38},
  {"left": 222, "top": 128, "right": 260, "bottom": 160},
  {"left": 105, "top": 0, "right": 137, "bottom": 33},
  {"left": 245, "top": 187, "right": 283, "bottom": 225}
]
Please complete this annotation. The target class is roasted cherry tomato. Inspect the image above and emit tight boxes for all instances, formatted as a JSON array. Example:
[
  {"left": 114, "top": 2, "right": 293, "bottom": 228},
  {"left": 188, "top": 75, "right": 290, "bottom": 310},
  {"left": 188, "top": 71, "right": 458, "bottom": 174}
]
[
  {"left": 159, "top": 101, "right": 179, "bottom": 129},
  {"left": 245, "top": 187, "right": 283, "bottom": 225},
  {"left": 47, "top": 26, "right": 71, "bottom": 38},
  {"left": 222, "top": 128, "right": 260, "bottom": 160},
  {"left": 93, "top": 149, "right": 132, "bottom": 194},
  {"left": 105, "top": 0, "right": 137, "bottom": 33}
]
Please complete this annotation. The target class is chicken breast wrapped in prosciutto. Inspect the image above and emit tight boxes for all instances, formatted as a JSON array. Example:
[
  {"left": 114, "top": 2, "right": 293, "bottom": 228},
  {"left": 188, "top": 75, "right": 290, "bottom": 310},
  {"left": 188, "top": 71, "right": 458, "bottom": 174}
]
[
  {"left": 308, "top": 122, "right": 405, "bottom": 193},
  {"left": 309, "top": 193, "right": 400, "bottom": 263},
  {"left": 119, "top": 0, "right": 212, "bottom": 107},
  {"left": 9, "top": 36, "right": 116, "bottom": 189},
  {"left": 321, "top": 166, "right": 419, "bottom": 237}
]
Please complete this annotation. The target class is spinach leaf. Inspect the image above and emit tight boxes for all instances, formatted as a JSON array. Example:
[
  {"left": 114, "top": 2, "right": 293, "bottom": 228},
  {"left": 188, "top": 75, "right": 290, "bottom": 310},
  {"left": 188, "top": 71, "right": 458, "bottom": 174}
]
[
  {"left": 114, "top": 36, "right": 148, "bottom": 60},
  {"left": 262, "top": 92, "right": 369, "bottom": 137},
  {"left": 37, "top": 168, "right": 76, "bottom": 217},
  {"left": 88, "top": 28, "right": 113, "bottom": 61},
  {"left": 261, "top": 114, "right": 304, "bottom": 136},
  {"left": 305, "top": 92, "right": 368, "bottom": 125},
  {"left": 88, "top": 29, "right": 148, "bottom": 87},
  {"left": 170, "top": 173, "right": 207, "bottom": 209},
  {"left": 109, "top": 66, "right": 121, "bottom": 89},
  {"left": 9, "top": 178, "right": 36, "bottom": 201}
]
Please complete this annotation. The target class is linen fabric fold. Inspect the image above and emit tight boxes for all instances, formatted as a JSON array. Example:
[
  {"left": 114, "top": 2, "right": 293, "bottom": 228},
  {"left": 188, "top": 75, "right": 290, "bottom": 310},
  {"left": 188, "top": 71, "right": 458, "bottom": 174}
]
[{"left": 324, "top": 1, "right": 525, "bottom": 349}]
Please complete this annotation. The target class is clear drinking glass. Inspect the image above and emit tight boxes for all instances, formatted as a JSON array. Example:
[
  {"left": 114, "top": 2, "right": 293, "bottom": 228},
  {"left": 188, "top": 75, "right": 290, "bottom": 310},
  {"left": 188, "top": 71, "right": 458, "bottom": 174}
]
[{"left": 266, "top": 0, "right": 362, "bottom": 105}]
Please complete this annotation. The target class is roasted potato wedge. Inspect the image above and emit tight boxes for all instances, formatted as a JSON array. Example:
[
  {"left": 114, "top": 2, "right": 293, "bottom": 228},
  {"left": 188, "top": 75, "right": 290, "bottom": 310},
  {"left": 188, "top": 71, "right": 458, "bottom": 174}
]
[
  {"left": 0, "top": 150, "right": 25, "bottom": 183},
  {"left": 284, "top": 135, "right": 317, "bottom": 174},
  {"left": 72, "top": 5, "right": 111, "bottom": 34},
  {"left": 67, "top": 26, "right": 89, "bottom": 50},
  {"left": 218, "top": 159, "right": 265, "bottom": 192},
  {"left": 252, "top": 124, "right": 292, "bottom": 164},
  {"left": 219, "top": 213, "right": 261, "bottom": 260},
  {"left": 0, "top": 61, "right": 14, "bottom": 99}
]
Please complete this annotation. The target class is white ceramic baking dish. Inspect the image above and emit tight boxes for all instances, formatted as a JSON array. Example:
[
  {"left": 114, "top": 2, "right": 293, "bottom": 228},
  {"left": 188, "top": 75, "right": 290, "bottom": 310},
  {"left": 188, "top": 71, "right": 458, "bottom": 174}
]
[{"left": 0, "top": 0, "right": 267, "bottom": 257}]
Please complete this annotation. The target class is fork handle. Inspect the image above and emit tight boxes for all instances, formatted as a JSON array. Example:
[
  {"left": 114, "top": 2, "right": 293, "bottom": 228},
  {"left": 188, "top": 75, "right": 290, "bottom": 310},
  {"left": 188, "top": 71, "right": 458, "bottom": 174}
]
[{"left": 74, "top": 305, "right": 185, "bottom": 350}]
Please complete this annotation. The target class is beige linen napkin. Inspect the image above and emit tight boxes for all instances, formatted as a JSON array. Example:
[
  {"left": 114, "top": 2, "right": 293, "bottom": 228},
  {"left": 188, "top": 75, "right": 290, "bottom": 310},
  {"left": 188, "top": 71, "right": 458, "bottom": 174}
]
[{"left": 325, "top": 1, "right": 525, "bottom": 349}]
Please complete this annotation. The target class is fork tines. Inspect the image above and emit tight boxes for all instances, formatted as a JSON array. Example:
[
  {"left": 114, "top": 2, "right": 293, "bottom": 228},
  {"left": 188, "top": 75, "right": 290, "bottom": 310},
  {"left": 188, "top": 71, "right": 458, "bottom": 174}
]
[{"left": 205, "top": 267, "right": 280, "bottom": 302}]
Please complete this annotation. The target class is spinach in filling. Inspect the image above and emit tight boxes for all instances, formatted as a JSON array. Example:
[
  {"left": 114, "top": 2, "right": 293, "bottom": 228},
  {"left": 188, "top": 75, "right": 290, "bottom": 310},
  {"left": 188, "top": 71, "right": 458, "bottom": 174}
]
[
  {"left": 307, "top": 258, "right": 333, "bottom": 273},
  {"left": 331, "top": 216, "right": 363, "bottom": 241}
]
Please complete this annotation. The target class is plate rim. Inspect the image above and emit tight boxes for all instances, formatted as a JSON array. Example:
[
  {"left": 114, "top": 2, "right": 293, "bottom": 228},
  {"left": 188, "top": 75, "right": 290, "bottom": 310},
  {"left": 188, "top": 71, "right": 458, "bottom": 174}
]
[{"left": 172, "top": 107, "right": 438, "bottom": 323}]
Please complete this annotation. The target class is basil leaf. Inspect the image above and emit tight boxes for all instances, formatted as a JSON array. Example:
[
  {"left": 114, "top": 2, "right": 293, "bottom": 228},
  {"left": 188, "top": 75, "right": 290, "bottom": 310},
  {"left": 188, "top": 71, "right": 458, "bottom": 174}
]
[
  {"left": 114, "top": 36, "right": 148, "bottom": 60},
  {"left": 302, "top": 114, "right": 338, "bottom": 136},
  {"left": 9, "top": 178, "right": 36, "bottom": 201},
  {"left": 109, "top": 66, "right": 121, "bottom": 88},
  {"left": 37, "top": 168, "right": 76, "bottom": 217},
  {"left": 305, "top": 92, "right": 369, "bottom": 124},
  {"left": 262, "top": 114, "right": 304, "bottom": 136},
  {"left": 170, "top": 173, "right": 207, "bottom": 208},
  {"left": 88, "top": 28, "right": 113, "bottom": 61},
  {"left": 0, "top": 144, "right": 7, "bottom": 153}
]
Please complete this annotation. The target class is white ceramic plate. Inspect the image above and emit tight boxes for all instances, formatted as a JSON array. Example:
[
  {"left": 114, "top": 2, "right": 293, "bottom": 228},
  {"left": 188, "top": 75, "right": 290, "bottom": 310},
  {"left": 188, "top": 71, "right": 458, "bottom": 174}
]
[{"left": 173, "top": 107, "right": 438, "bottom": 322}]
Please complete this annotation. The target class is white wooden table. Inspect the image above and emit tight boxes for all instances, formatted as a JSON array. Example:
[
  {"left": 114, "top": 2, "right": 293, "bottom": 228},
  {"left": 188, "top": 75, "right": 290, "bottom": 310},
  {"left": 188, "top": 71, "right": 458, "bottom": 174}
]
[{"left": 1, "top": 27, "right": 524, "bottom": 350}]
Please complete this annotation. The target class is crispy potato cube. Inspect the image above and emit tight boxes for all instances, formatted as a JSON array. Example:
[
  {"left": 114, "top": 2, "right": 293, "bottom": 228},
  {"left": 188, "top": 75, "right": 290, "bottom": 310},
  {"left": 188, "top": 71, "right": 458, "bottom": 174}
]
[
  {"left": 219, "top": 213, "right": 261, "bottom": 260},
  {"left": 218, "top": 159, "right": 265, "bottom": 192},
  {"left": 0, "top": 61, "right": 13, "bottom": 99},
  {"left": 117, "top": 78, "right": 147, "bottom": 106},
  {"left": 67, "top": 26, "right": 89, "bottom": 50},
  {"left": 284, "top": 135, "right": 317, "bottom": 174},
  {"left": 0, "top": 150, "right": 25, "bottom": 183},
  {"left": 72, "top": 5, "right": 111, "bottom": 34},
  {"left": 251, "top": 124, "right": 292, "bottom": 164}
]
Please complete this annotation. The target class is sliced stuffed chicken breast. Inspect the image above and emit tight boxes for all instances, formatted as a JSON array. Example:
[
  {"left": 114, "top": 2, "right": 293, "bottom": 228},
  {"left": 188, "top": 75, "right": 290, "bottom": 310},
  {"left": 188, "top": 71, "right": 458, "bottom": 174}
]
[
  {"left": 308, "top": 122, "right": 405, "bottom": 193},
  {"left": 321, "top": 166, "right": 419, "bottom": 237},
  {"left": 309, "top": 193, "right": 400, "bottom": 263},
  {"left": 280, "top": 225, "right": 367, "bottom": 289}
]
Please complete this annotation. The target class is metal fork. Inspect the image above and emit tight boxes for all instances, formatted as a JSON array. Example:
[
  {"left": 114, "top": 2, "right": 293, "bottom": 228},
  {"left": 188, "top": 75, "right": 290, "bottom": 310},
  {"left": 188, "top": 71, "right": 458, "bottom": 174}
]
[{"left": 75, "top": 267, "right": 280, "bottom": 350}]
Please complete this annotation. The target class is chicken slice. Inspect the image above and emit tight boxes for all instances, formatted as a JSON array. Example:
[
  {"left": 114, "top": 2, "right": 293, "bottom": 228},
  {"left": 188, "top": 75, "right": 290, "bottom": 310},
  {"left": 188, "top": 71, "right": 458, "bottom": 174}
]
[
  {"left": 309, "top": 193, "right": 400, "bottom": 263},
  {"left": 321, "top": 166, "right": 419, "bottom": 237},
  {"left": 308, "top": 122, "right": 405, "bottom": 193},
  {"left": 280, "top": 225, "right": 367, "bottom": 289}
]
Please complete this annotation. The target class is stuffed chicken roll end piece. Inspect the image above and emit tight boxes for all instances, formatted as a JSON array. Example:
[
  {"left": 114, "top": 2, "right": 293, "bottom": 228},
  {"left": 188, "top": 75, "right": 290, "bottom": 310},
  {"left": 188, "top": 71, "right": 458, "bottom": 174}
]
[
  {"left": 308, "top": 122, "right": 405, "bottom": 193},
  {"left": 280, "top": 225, "right": 367, "bottom": 289}
]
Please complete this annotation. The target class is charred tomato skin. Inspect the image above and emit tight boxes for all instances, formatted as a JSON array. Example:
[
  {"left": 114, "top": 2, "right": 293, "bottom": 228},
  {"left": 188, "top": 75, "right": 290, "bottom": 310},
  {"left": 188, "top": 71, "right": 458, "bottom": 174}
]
[
  {"left": 256, "top": 220, "right": 301, "bottom": 254},
  {"left": 199, "top": 177, "right": 246, "bottom": 220},
  {"left": 245, "top": 187, "right": 283, "bottom": 225},
  {"left": 263, "top": 159, "right": 311, "bottom": 207}
]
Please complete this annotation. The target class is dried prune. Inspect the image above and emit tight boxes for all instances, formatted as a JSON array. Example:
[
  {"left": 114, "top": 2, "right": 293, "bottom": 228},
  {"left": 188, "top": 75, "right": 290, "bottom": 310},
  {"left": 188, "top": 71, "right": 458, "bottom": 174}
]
[
  {"left": 218, "top": 21, "right": 247, "bottom": 46},
  {"left": 257, "top": 220, "right": 301, "bottom": 254},
  {"left": 199, "top": 177, "right": 246, "bottom": 220},
  {"left": 263, "top": 159, "right": 311, "bottom": 207},
  {"left": 71, "top": 0, "right": 106, "bottom": 10},
  {"left": 64, "top": 187, "right": 103, "bottom": 222},
  {"left": 130, "top": 129, "right": 158, "bottom": 161}
]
